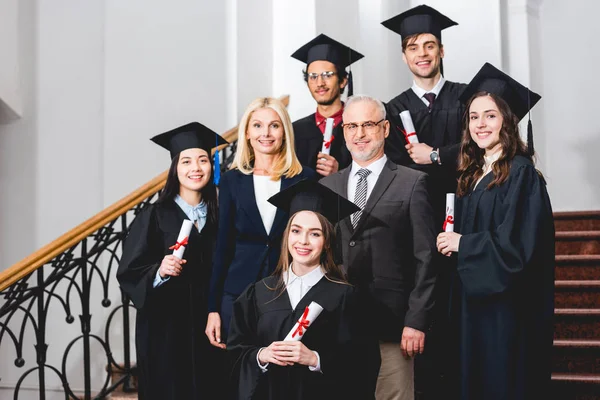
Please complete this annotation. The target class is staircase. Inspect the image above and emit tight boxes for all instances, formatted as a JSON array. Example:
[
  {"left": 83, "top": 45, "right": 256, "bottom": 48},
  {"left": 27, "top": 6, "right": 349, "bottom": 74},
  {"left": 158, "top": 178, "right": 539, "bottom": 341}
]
[{"left": 552, "top": 211, "right": 600, "bottom": 399}]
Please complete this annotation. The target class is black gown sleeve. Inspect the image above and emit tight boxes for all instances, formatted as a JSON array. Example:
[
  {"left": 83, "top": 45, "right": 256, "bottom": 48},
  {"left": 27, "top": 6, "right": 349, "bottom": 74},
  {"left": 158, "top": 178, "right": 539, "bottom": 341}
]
[
  {"left": 227, "top": 283, "right": 262, "bottom": 400},
  {"left": 438, "top": 142, "right": 460, "bottom": 171},
  {"left": 457, "top": 164, "right": 552, "bottom": 297},
  {"left": 208, "top": 171, "right": 236, "bottom": 312},
  {"left": 116, "top": 205, "right": 163, "bottom": 310}
]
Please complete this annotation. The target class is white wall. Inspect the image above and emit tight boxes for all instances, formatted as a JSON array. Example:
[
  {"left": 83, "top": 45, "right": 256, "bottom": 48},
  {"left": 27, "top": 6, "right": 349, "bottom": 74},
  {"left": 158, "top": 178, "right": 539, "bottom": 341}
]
[
  {"left": 1, "top": 0, "right": 600, "bottom": 396},
  {"left": 539, "top": 0, "right": 600, "bottom": 211}
]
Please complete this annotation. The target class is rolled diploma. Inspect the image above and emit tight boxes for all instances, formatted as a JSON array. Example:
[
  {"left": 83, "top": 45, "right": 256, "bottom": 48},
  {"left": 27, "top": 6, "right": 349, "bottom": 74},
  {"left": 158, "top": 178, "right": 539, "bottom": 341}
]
[
  {"left": 320, "top": 118, "right": 335, "bottom": 155},
  {"left": 444, "top": 193, "right": 455, "bottom": 232},
  {"left": 399, "top": 111, "right": 419, "bottom": 144},
  {"left": 172, "top": 219, "right": 194, "bottom": 259},
  {"left": 284, "top": 301, "right": 324, "bottom": 341}
]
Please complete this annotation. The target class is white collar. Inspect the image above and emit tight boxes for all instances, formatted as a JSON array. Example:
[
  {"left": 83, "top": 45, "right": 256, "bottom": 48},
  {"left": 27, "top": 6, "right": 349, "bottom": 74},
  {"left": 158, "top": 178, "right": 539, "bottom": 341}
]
[
  {"left": 411, "top": 76, "right": 447, "bottom": 99},
  {"left": 350, "top": 154, "right": 388, "bottom": 179},
  {"left": 484, "top": 150, "right": 502, "bottom": 167},
  {"left": 286, "top": 264, "right": 325, "bottom": 287}
]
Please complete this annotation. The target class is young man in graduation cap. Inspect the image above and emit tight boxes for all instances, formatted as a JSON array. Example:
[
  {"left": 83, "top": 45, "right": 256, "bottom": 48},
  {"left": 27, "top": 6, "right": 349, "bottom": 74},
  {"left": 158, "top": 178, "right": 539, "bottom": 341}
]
[
  {"left": 382, "top": 4, "right": 465, "bottom": 223},
  {"left": 291, "top": 34, "right": 364, "bottom": 178},
  {"left": 381, "top": 6, "right": 466, "bottom": 399}
]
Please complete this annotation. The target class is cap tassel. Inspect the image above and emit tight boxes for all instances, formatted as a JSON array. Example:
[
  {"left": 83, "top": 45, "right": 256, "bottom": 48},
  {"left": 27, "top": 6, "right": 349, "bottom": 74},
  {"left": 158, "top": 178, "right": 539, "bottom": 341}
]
[
  {"left": 527, "top": 119, "right": 534, "bottom": 157},
  {"left": 440, "top": 59, "right": 444, "bottom": 77},
  {"left": 526, "top": 90, "right": 534, "bottom": 156},
  {"left": 348, "top": 70, "right": 354, "bottom": 97},
  {"left": 214, "top": 137, "right": 221, "bottom": 185}
]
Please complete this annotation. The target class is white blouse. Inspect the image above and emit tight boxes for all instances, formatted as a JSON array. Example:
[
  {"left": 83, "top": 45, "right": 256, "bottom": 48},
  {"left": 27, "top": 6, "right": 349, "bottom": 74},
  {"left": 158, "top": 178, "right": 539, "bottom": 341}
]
[
  {"left": 475, "top": 151, "right": 502, "bottom": 189},
  {"left": 253, "top": 175, "right": 281, "bottom": 234}
]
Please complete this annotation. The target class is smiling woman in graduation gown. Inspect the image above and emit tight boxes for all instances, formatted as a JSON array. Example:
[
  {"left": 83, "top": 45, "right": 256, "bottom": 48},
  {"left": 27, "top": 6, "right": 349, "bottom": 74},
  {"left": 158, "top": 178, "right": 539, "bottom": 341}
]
[
  {"left": 117, "top": 122, "right": 227, "bottom": 400},
  {"left": 227, "top": 180, "right": 379, "bottom": 400},
  {"left": 436, "top": 64, "right": 555, "bottom": 400}
]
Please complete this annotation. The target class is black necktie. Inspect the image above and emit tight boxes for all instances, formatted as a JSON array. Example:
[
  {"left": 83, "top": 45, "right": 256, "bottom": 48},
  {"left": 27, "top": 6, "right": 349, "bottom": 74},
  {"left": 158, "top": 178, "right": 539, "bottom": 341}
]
[{"left": 424, "top": 92, "right": 436, "bottom": 111}]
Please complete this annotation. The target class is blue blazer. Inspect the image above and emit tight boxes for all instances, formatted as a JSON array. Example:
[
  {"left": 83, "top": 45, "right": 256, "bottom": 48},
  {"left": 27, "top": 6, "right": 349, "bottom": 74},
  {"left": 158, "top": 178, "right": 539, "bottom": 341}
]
[{"left": 208, "top": 167, "right": 316, "bottom": 312}]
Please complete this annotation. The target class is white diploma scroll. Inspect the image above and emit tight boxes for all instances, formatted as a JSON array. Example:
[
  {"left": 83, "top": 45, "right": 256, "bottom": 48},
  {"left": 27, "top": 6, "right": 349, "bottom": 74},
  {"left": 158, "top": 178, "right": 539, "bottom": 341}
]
[
  {"left": 321, "top": 118, "right": 335, "bottom": 155},
  {"left": 284, "top": 301, "right": 324, "bottom": 341},
  {"left": 444, "top": 193, "right": 455, "bottom": 232},
  {"left": 170, "top": 219, "right": 194, "bottom": 259},
  {"left": 399, "top": 111, "right": 419, "bottom": 144}
]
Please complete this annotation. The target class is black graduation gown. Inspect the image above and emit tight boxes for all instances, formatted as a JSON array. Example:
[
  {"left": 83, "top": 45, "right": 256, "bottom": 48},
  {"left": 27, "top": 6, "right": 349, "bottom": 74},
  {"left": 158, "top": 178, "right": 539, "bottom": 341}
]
[
  {"left": 117, "top": 200, "right": 217, "bottom": 400},
  {"left": 448, "top": 156, "right": 555, "bottom": 400},
  {"left": 293, "top": 114, "right": 351, "bottom": 178},
  {"left": 385, "top": 81, "right": 466, "bottom": 226},
  {"left": 227, "top": 276, "right": 379, "bottom": 400}
]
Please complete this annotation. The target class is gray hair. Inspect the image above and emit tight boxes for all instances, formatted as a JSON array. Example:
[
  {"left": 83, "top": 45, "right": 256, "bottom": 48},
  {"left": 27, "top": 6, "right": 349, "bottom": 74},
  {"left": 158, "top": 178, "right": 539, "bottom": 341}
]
[{"left": 344, "top": 95, "right": 387, "bottom": 120}]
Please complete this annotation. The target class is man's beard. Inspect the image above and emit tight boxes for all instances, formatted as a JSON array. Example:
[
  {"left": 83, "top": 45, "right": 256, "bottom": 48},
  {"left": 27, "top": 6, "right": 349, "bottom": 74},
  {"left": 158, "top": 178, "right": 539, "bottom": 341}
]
[{"left": 316, "top": 90, "right": 341, "bottom": 106}]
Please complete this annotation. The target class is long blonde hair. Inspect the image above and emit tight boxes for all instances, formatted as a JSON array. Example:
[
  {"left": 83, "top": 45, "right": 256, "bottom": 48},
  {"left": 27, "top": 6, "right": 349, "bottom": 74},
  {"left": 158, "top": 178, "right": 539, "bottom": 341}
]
[{"left": 231, "top": 97, "right": 303, "bottom": 181}]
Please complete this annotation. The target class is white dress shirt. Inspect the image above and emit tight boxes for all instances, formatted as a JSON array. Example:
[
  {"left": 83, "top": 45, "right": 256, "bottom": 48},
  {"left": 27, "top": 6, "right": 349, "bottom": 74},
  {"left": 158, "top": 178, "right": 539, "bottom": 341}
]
[
  {"left": 347, "top": 155, "right": 388, "bottom": 203},
  {"left": 411, "top": 76, "right": 447, "bottom": 107},
  {"left": 253, "top": 175, "right": 281, "bottom": 234},
  {"left": 257, "top": 265, "right": 325, "bottom": 373}
]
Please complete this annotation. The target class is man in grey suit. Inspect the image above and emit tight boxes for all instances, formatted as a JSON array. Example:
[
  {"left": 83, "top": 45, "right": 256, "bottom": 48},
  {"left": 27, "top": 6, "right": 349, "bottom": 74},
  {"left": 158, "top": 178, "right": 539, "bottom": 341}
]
[{"left": 321, "top": 95, "right": 436, "bottom": 400}]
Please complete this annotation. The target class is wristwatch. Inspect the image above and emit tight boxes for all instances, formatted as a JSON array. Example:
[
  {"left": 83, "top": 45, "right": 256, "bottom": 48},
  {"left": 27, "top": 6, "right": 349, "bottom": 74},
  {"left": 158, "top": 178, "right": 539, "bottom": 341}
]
[{"left": 430, "top": 148, "right": 440, "bottom": 165}]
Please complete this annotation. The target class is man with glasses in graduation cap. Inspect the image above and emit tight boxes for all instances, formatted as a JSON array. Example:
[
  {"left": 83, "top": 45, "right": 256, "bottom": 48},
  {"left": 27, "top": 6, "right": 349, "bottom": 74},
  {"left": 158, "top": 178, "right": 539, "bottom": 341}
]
[
  {"left": 381, "top": 5, "right": 466, "bottom": 398},
  {"left": 291, "top": 34, "right": 364, "bottom": 178}
]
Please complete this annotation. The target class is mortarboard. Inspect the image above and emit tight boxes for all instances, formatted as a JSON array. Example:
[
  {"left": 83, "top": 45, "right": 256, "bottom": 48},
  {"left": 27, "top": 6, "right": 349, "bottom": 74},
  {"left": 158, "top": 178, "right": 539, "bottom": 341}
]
[
  {"left": 291, "top": 34, "right": 364, "bottom": 96},
  {"left": 459, "top": 62, "right": 541, "bottom": 155},
  {"left": 381, "top": 4, "right": 458, "bottom": 41},
  {"left": 268, "top": 179, "right": 359, "bottom": 225},
  {"left": 151, "top": 122, "right": 229, "bottom": 184}
]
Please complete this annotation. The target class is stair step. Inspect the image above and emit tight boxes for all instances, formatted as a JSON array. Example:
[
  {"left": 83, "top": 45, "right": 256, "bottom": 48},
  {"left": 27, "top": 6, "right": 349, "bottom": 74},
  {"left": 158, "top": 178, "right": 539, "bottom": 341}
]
[
  {"left": 556, "top": 255, "right": 600, "bottom": 280},
  {"left": 109, "top": 394, "right": 138, "bottom": 400},
  {"left": 551, "top": 373, "right": 600, "bottom": 400},
  {"left": 556, "top": 281, "right": 600, "bottom": 308},
  {"left": 553, "top": 340, "right": 600, "bottom": 374},
  {"left": 554, "top": 211, "right": 600, "bottom": 232},
  {"left": 555, "top": 309, "right": 600, "bottom": 339},
  {"left": 556, "top": 231, "right": 600, "bottom": 256}
]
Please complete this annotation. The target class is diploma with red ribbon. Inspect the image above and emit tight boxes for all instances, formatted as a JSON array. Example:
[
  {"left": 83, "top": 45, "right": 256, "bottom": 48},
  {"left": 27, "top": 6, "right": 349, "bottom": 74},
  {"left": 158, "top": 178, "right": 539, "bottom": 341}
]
[
  {"left": 444, "top": 193, "right": 455, "bottom": 232},
  {"left": 321, "top": 118, "right": 335, "bottom": 155},
  {"left": 284, "top": 301, "right": 324, "bottom": 341},
  {"left": 399, "top": 111, "right": 419, "bottom": 144},
  {"left": 169, "top": 219, "right": 194, "bottom": 259}
]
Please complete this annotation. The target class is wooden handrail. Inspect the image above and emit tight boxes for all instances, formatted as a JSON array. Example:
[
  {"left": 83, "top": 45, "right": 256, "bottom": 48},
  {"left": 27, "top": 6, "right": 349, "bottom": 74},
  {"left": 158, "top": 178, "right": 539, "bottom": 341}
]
[{"left": 0, "top": 95, "right": 290, "bottom": 291}]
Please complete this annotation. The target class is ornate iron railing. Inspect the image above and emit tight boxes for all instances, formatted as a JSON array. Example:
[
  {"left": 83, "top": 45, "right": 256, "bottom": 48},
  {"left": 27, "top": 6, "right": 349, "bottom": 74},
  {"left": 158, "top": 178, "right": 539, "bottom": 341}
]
[{"left": 0, "top": 142, "right": 238, "bottom": 400}]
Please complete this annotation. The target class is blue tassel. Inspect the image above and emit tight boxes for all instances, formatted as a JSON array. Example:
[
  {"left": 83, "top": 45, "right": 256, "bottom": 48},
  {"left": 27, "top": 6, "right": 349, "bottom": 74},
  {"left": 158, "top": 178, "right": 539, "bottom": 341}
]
[{"left": 214, "top": 141, "right": 221, "bottom": 186}]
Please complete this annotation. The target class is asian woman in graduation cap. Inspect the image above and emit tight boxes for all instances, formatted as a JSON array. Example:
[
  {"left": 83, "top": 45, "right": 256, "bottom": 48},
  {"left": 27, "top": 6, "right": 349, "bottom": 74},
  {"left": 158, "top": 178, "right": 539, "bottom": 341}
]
[
  {"left": 436, "top": 63, "right": 555, "bottom": 400},
  {"left": 206, "top": 98, "right": 316, "bottom": 350},
  {"left": 117, "top": 122, "right": 227, "bottom": 400},
  {"left": 227, "top": 179, "right": 379, "bottom": 400}
]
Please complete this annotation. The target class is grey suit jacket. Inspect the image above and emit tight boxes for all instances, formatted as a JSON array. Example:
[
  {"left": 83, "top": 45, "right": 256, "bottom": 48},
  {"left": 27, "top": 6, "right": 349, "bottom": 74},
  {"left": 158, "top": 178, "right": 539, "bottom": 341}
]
[{"left": 321, "top": 159, "right": 437, "bottom": 342}]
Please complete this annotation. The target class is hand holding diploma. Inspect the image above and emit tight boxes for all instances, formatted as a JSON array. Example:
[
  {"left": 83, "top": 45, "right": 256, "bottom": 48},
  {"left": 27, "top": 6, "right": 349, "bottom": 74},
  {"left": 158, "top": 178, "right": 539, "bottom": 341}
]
[{"left": 160, "top": 219, "right": 193, "bottom": 278}]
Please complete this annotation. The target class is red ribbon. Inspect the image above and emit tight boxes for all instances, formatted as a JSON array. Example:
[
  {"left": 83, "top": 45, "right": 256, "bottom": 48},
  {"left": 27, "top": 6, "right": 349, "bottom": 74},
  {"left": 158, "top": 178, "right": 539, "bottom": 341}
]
[
  {"left": 401, "top": 128, "right": 417, "bottom": 145},
  {"left": 169, "top": 236, "right": 189, "bottom": 250},
  {"left": 323, "top": 135, "right": 335, "bottom": 149},
  {"left": 292, "top": 306, "right": 311, "bottom": 338},
  {"left": 443, "top": 215, "right": 454, "bottom": 231}
]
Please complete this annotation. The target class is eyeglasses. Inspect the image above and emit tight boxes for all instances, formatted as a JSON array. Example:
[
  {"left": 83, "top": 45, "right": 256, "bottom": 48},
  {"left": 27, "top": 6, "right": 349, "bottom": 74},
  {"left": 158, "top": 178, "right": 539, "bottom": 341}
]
[
  {"left": 307, "top": 71, "right": 337, "bottom": 82},
  {"left": 342, "top": 119, "right": 385, "bottom": 134}
]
